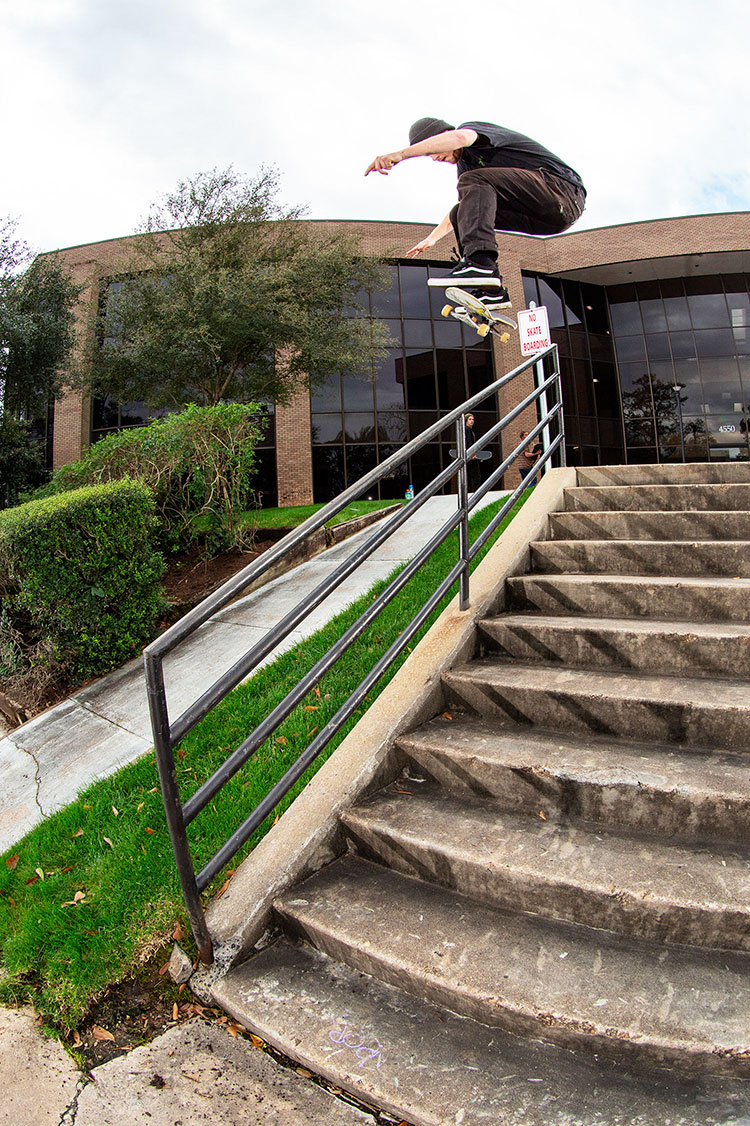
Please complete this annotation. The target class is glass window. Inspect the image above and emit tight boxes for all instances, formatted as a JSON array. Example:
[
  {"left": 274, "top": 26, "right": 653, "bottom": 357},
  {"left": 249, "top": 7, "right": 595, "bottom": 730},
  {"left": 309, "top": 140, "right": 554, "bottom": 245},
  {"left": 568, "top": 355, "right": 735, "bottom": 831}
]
[
  {"left": 403, "top": 349, "right": 437, "bottom": 409},
  {"left": 663, "top": 296, "right": 692, "bottom": 332},
  {"left": 377, "top": 444, "right": 410, "bottom": 499},
  {"left": 688, "top": 293, "right": 730, "bottom": 329},
  {"left": 522, "top": 274, "right": 539, "bottom": 308},
  {"left": 616, "top": 336, "right": 647, "bottom": 363},
  {"left": 376, "top": 412, "right": 408, "bottom": 442},
  {"left": 646, "top": 333, "right": 672, "bottom": 362},
  {"left": 344, "top": 413, "right": 376, "bottom": 443},
  {"left": 668, "top": 331, "right": 696, "bottom": 360},
  {"left": 370, "top": 267, "right": 400, "bottom": 316},
  {"left": 408, "top": 411, "right": 438, "bottom": 438},
  {"left": 311, "top": 413, "right": 343, "bottom": 444},
  {"left": 581, "top": 283, "right": 610, "bottom": 336},
  {"left": 433, "top": 318, "right": 464, "bottom": 347},
  {"left": 310, "top": 371, "right": 341, "bottom": 410},
  {"left": 313, "top": 447, "right": 345, "bottom": 502},
  {"left": 403, "top": 320, "right": 433, "bottom": 349},
  {"left": 374, "top": 352, "right": 406, "bottom": 409},
  {"left": 694, "top": 329, "right": 737, "bottom": 357},
  {"left": 436, "top": 349, "right": 467, "bottom": 410},
  {"left": 345, "top": 444, "right": 378, "bottom": 484},
  {"left": 681, "top": 417, "right": 709, "bottom": 459},
  {"left": 342, "top": 372, "right": 374, "bottom": 410},
  {"left": 705, "top": 415, "right": 750, "bottom": 450},
  {"left": 609, "top": 301, "right": 642, "bottom": 336},
  {"left": 466, "top": 349, "right": 495, "bottom": 397},
  {"left": 398, "top": 264, "right": 430, "bottom": 318},
  {"left": 92, "top": 395, "right": 120, "bottom": 430},
  {"left": 592, "top": 363, "right": 620, "bottom": 418},
  {"left": 626, "top": 446, "right": 658, "bottom": 464},
  {"left": 537, "top": 278, "right": 566, "bottom": 328},
  {"left": 561, "top": 281, "right": 584, "bottom": 327},
  {"left": 640, "top": 299, "right": 668, "bottom": 334}
]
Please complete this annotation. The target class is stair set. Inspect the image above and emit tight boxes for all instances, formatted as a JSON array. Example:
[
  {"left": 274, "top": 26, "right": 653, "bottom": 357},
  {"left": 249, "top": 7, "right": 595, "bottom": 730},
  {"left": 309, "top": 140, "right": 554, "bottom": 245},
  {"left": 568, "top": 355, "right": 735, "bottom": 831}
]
[{"left": 212, "top": 463, "right": 750, "bottom": 1125}]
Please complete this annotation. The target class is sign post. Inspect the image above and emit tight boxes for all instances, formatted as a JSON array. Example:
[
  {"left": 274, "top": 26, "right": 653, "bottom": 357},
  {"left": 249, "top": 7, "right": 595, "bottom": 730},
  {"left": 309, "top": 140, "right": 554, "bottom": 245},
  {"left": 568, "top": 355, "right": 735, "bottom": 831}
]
[{"left": 517, "top": 304, "right": 553, "bottom": 473}]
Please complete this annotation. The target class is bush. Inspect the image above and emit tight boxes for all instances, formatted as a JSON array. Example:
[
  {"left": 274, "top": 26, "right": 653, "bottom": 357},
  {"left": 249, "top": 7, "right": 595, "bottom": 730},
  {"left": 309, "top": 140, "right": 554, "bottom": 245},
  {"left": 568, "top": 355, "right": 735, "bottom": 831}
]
[
  {"left": 0, "top": 479, "right": 165, "bottom": 692},
  {"left": 45, "top": 402, "right": 267, "bottom": 551},
  {"left": 0, "top": 418, "right": 50, "bottom": 510}
]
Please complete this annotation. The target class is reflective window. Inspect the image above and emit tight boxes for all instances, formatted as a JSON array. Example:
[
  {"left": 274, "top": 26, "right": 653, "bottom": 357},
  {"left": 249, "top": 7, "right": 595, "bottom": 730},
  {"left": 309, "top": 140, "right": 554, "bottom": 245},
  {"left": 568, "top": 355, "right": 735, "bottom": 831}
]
[
  {"left": 342, "top": 373, "right": 374, "bottom": 410},
  {"left": 688, "top": 293, "right": 730, "bottom": 329}
]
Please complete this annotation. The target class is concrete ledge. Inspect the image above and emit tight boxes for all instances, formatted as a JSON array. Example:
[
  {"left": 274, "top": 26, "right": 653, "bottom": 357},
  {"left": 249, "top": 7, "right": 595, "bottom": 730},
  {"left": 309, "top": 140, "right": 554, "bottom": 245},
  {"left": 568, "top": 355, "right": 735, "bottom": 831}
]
[{"left": 203, "top": 468, "right": 576, "bottom": 974}]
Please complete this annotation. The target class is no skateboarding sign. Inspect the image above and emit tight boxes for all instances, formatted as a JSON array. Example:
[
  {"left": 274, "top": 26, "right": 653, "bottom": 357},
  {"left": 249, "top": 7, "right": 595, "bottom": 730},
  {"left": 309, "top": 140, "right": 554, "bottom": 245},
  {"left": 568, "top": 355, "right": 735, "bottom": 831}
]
[{"left": 517, "top": 305, "right": 551, "bottom": 356}]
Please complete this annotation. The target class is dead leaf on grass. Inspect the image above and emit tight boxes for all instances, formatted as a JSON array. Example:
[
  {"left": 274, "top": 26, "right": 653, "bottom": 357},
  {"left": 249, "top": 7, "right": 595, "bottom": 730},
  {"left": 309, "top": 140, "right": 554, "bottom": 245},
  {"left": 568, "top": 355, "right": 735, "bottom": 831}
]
[
  {"left": 92, "top": 1025, "right": 115, "bottom": 1043},
  {"left": 103, "top": 838, "right": 113, "bottom": 849},
  {"left": 72, "top": 828, "right": 84, "bottom": 838},
  {"left": 144, "top": 827, "right": 156, "bottom": 835},
  {"left": 172, "top": 1003, "right": 179, "bottom": 1021},
  {"left": 5, "top": 854, "right": 19, "bottom": 870},
  {"left": 173, "top": 921, "right": 185, "bottom": 941},
  {"left": 249, "top": 1034, "right": 265, "bottom": 1049}
]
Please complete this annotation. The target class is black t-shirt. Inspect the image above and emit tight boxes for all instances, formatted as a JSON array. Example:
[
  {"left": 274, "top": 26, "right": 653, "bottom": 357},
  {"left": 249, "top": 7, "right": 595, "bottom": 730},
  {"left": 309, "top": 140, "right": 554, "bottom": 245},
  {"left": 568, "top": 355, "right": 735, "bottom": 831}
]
[{"left": 457, "top": 121, "right": 585, "bottom": 192}]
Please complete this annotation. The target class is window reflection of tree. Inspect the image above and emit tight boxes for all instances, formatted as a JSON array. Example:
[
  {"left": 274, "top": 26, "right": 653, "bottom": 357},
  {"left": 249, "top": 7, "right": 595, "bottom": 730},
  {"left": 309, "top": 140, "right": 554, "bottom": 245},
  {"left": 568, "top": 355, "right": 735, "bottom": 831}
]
[{"left": 622, "top": 373, "right": 706, "bottom": 457}]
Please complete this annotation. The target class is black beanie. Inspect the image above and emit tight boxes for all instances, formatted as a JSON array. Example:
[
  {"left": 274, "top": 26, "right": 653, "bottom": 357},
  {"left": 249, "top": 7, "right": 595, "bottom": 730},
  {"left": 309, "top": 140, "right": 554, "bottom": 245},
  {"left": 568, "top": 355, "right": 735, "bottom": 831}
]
[{"left": 409, "top": 117, "right": 455, "bottom": 146}]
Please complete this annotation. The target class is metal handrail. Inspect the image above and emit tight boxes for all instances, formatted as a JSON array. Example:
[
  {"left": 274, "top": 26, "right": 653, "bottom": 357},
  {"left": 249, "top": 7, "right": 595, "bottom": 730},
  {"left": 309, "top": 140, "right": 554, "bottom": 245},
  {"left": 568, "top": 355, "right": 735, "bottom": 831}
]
[{"left": 144, "top": 344, "right": 564, "bottom": 962}]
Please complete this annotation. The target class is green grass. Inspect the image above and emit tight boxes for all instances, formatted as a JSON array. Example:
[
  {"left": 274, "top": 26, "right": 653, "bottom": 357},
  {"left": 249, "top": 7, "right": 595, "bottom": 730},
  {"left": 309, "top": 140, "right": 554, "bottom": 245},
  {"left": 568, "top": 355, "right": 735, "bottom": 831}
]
[
  {"left": 242, "top": 498, "right": 403, "bottom": 531},
  {"left": 0, "top": 492, "right": 529, "bottom": 1031}
]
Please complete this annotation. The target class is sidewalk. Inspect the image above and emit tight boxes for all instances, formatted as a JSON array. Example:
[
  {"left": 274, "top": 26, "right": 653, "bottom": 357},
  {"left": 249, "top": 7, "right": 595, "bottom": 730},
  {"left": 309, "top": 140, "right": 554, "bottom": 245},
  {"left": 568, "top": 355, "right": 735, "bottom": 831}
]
[{"left": 0, "top": 492, "right": 506, "bottom": 854}]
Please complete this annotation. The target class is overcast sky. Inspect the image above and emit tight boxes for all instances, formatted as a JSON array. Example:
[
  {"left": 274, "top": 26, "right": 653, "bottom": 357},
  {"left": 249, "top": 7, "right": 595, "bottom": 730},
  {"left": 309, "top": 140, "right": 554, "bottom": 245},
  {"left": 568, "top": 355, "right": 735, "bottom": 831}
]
[{"left": 2, "top": 0, "right": 749, "bottom": 255}]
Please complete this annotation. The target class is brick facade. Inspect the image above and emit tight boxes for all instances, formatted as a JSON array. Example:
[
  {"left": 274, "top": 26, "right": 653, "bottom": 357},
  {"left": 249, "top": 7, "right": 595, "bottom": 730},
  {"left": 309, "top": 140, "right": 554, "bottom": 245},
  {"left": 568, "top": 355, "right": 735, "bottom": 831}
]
[{"left": 44, "top": 213, "right": 750, "bottom": 498}]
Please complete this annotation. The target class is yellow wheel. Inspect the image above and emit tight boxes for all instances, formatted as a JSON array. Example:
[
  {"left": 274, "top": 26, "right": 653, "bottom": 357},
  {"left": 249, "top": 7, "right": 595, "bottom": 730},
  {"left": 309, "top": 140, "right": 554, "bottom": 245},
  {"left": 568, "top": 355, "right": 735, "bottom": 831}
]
[
  {"left": 476, "top": 323, "right": 490, "bottom": 338},
  {"left": 441, "top": 304, "right": 453, "bottom": 318},
  {"left": 500, "top": 332, "right": 510, "bottom": 343}
]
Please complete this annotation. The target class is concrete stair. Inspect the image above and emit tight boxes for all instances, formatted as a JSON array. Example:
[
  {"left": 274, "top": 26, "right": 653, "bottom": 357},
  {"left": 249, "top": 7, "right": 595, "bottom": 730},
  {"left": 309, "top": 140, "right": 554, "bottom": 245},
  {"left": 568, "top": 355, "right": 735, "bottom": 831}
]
[{"left": 211, "top": 463, "right": 750, "bottom": 1124}]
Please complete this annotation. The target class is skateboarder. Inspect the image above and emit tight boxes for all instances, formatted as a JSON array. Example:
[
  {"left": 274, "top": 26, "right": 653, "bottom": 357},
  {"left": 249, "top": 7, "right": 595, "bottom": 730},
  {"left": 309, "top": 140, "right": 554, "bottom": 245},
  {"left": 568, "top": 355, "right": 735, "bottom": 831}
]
[{"left": 365, "top": 118, "right": 586, "bottom": 307}]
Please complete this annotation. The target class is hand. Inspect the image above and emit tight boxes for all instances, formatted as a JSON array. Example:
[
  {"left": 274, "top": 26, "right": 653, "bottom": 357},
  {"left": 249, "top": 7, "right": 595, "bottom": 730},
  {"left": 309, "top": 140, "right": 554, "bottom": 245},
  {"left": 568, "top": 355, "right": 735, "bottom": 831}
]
[
  {"left": 405, "top": 236, "right": 435, "bottom": 258},
  {"left": 365, "top": 152, "right": 403, "bottom": 176}
]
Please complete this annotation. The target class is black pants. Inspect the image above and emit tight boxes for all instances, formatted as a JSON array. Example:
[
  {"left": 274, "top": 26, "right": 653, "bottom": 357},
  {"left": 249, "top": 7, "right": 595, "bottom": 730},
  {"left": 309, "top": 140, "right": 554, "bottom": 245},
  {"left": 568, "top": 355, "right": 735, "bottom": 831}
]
[{"left": 449, "top": 167, "right": 586, "bottom": 259}]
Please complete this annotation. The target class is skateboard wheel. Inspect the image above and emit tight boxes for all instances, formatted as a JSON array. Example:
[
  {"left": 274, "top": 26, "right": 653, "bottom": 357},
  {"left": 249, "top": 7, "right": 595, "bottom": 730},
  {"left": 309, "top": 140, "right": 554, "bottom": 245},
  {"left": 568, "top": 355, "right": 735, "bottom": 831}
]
[
  {"left": 476, "top": 323, "right": 490, "bottom": 337},
  {"left": 500, "top": 332, "right": 510, "bottom": 343},
  {"left": 441, "top": 304, "right": 452, "bottom": 318}
]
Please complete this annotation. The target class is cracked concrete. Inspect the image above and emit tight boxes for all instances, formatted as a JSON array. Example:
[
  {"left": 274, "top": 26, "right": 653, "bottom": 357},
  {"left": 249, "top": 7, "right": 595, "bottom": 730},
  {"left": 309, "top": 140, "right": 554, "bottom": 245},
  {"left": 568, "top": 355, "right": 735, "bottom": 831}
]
[
  {"left": 0, "top": 493, "right": 508, "bottom": 854},
  {"left": 0, "top": 1009, "right": 370, "bottom": 1126}
]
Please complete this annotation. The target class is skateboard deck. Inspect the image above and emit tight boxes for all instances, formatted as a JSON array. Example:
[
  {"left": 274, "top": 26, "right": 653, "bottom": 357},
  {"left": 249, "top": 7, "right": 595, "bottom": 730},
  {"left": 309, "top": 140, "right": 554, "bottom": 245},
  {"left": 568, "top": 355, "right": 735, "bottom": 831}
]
[
  {"left": 440, "top": 286, "right": 517, "bottom": 342},
  {"left": 427, "top": 276, "right": 504, "bottom": 288},
  {"left": 449, "top": 448, "right": 492, "bottom": 460}
]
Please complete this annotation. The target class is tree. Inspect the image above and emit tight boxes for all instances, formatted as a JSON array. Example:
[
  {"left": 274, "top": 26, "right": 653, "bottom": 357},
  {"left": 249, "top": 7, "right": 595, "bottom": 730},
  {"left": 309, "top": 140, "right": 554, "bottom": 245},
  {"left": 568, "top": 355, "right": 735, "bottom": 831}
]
[
  {"left": 0, "top": 218, "right": 81, "bottom": 507},
  {"left": 88, "top": 167, "right": 390, "bottom": 410},
  {"left": 0, "top": 218, "right": 80, "bottom": 419}
]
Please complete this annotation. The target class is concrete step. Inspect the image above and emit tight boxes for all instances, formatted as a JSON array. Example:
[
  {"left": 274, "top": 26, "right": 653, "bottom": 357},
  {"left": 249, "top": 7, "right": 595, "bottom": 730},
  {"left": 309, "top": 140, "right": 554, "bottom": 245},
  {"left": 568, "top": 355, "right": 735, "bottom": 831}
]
[
  {"left": 565, "top": 482, "right": 750, "bottom": 511},
  {"left": 531, "top": 538, "right": 750, "bottom": 577},
  {"left": 549, "top": 509, "right": 750, "bottom": 541},
  {"left": 341, "top": 783, "right": 750, "bottom": 949},
  {"left": 396, "top": 713, "right": 750, "bottom": 846},
  {"left": 273, "top": 855, "right": 750, "bottom": 1076},
  {"left": 212, "top": 939, "right": 750, "bottom": 1126},
  {"left": 507, "top": 572, "right": 750, "bottom": 622},
  {"left": 577, "top": 462, "right": 750, "bottom": 487},
  {"left": 478, "top": 612, "right": 750, "bottom": 680},
  {"left": 443, "top": 659, "right": 750, "bottom": 752}
]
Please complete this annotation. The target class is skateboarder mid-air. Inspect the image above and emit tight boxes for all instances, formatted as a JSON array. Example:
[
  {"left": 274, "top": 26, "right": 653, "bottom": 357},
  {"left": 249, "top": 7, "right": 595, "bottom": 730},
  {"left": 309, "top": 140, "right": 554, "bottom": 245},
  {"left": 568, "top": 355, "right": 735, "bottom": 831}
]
[{"left": 365, "top": 118, "right": 586, "bottom": 308}]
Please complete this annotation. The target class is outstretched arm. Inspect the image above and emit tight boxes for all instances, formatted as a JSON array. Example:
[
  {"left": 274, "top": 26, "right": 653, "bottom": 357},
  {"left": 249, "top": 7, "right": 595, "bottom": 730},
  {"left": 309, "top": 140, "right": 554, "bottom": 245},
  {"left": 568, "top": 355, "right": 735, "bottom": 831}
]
[
  {"left": 405, "top": 212, "right": 453, "bottom": 258},
  {"left": 364, "top": 128, "right": 478, "bottom": 176}
]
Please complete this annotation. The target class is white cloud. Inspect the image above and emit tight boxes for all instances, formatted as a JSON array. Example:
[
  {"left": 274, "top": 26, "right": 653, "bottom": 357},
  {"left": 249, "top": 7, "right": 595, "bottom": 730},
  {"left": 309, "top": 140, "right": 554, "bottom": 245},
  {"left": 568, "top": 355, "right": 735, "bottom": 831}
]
[{"left": 1, "top": 0, "right": 749, "bottom": 251}]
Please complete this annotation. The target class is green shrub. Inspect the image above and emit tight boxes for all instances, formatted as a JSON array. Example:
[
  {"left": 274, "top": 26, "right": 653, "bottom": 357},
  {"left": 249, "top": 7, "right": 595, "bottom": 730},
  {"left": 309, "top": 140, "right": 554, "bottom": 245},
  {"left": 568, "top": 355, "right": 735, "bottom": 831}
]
[
  {"left": 0, "top": 479, "right": 165, "bottom": 686},
  {"left": 44, "top": 402, "right": 267, "bottom": 551}
]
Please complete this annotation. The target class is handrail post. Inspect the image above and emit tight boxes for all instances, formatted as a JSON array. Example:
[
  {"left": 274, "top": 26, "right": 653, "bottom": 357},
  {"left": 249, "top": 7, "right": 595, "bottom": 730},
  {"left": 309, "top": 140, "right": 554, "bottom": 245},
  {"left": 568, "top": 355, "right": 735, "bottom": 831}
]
[
  {"left": 145, "top": 653, "right": 214, "bottom": 964},
  {"left": 456, "top": 416, "right": 470, "bottom": 611},
  {"left": 534, "top": 355, "right": 552, "bottom": 474}
]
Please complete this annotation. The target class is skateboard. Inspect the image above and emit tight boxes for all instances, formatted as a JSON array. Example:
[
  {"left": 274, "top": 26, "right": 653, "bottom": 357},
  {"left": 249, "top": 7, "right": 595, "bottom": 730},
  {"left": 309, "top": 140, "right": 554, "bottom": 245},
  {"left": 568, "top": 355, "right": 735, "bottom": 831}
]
[
  {"left": 449, "top": 448, "right": 492, "bottom": 460},
  {"left": 439, "top": 286, "right": 517, "bottom": 342}
]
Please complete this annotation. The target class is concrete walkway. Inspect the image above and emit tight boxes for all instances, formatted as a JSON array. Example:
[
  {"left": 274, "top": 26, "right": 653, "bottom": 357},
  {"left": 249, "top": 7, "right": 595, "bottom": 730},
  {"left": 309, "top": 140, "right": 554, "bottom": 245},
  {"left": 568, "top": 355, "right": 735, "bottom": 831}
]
[
  {"left": 0, "top": 493, "right": 507, "bottom": 854},
  {"left": 0, "top": 1008, "right": 371, "bottom": 1125}
]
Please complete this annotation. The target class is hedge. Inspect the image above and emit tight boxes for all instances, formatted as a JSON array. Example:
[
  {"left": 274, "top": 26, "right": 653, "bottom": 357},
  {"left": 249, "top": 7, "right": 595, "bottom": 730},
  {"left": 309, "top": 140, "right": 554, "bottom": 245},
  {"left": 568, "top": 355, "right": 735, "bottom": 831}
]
[{"left": 0, "top": 479, "right": 165, "bottom": 684}]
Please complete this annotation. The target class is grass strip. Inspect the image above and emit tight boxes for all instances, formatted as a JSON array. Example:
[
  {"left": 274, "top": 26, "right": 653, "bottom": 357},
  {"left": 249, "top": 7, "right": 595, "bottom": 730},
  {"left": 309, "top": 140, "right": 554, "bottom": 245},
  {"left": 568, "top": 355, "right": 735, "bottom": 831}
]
[
  {"left": 0, "top": 492, "right": 528, "bottom": 1030},
  {"left": 241, "top": 498, "right": 404, "bottom": 531}
]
